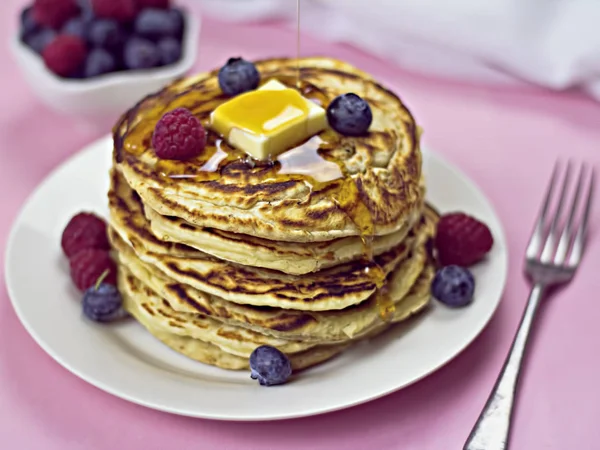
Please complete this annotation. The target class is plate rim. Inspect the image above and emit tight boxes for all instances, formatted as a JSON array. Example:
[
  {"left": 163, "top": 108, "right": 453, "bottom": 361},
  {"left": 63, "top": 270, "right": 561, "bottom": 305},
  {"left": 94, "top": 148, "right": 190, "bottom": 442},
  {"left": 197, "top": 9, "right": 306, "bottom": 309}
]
[{"left": 4, "top": 134, "right": 509, "bottom": 421}]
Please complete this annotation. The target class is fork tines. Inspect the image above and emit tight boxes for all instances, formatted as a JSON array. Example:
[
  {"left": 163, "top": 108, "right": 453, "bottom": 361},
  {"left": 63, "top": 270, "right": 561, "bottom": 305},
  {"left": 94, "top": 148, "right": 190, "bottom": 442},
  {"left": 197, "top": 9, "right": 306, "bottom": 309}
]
[{"left": 526, "top": 162, "right": 595, "bottom": 267}]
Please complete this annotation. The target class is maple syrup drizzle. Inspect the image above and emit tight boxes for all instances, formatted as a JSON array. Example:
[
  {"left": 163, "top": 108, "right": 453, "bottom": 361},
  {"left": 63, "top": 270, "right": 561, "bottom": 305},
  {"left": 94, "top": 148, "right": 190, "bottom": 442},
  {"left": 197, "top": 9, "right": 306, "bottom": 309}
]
[
  {"left": 200, "top": 143, "right": 229, "bottom": 172},
  {"left": 277, "top": 136, "right": 343, "bottom": 183},
  {"left": 376, "top": 286, "right": 395, "bottom": 322},
  {"left": 361, "top": 236, "right": 374, "bottom": 260}
]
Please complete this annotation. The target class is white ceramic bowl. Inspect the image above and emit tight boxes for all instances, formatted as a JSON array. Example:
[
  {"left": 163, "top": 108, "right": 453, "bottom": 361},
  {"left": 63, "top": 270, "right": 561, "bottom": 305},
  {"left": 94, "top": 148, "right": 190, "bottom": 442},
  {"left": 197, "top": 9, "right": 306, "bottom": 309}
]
[{"left": 10, "top": 11, "right": 200, "bottom": 118}]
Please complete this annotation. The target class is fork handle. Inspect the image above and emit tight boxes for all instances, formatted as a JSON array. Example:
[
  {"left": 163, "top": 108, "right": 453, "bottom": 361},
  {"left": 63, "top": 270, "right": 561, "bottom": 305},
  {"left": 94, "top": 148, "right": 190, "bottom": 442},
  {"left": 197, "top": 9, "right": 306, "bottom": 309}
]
[{"left": 463, "top": 283, "right": 545, "bottom": 450}]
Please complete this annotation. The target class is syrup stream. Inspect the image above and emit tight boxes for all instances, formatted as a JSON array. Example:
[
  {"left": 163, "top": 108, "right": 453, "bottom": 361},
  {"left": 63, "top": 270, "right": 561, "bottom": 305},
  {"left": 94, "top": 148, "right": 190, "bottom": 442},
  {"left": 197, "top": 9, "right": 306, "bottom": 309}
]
[{"left": 296, "top": 0, "right": 301, "bottom": 88}]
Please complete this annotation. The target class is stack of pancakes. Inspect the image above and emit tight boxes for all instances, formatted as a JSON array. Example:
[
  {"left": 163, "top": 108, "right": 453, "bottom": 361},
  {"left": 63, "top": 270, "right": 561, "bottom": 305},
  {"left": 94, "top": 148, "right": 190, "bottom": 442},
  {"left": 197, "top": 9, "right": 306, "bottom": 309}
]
[{"left": 107, "top": 57, "right": 437, "bottom": 370}]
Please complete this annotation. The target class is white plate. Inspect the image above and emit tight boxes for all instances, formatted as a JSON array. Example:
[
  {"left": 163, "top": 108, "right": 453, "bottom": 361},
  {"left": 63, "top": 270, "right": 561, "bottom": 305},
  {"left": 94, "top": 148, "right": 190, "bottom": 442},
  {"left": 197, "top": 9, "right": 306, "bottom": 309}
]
[{"left": 5, "top": 136, "right": 508, "bottom": 421}]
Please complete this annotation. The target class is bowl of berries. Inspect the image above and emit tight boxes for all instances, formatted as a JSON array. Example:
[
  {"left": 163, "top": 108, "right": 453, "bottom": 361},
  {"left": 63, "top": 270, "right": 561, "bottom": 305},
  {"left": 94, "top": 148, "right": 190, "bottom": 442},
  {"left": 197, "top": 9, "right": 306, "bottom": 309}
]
[{"left": 11, "top": 0, "right": 200, "bottom": 117}]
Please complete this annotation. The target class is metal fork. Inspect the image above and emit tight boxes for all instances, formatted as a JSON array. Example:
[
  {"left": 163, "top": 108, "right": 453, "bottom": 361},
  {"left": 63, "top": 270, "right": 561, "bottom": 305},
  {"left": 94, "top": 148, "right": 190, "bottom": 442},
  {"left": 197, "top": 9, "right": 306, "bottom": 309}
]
[{"left": 463, "top": 162, "right": 595, "bottom": 450}]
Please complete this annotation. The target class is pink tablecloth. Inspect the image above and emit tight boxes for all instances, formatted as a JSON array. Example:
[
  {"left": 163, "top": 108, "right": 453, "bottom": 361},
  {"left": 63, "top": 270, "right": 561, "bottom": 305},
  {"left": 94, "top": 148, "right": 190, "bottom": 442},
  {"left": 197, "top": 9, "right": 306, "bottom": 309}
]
[{"left": 2, "top": 1, "right": 600, "bottom": 449}]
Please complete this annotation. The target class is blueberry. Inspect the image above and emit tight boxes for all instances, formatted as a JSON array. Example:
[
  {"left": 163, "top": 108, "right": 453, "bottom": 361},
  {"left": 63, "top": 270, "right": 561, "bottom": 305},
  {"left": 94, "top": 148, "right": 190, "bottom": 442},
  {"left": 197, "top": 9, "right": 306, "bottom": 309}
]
[
  {"left": 23, "top": 28, "right": 56, "bottom": 54},
  {"left": 431, "top": 265, "right": 475, "bottom": 307},
  {"left": 249, "top": 346, "right": 292, "bottom": 386},
  {"left": 123, "top": 37, "right": 160, "bottom": 70},
  {"left": 77, "top": 0, "right": 93, "bottom": 12},
  {"left": 135, "top": 8, "right": 183, "bottom": 39},
  {"left": 218, "top": 57, "right": 260, "bottom": 97},
  {"left": 327, "top": 93, "right": 373, "bottom": 136},
  {"left": 78, "top": 0, "right": 95, "bottom": 22},
  {"left": 20, "top": 7, "right": 39, "bottom": 37},
  {"left": 89, "top": 19, "right": 125, "bottom": 50},
  {"left": 168, "top": 8, "right": 185, "bottom": 38},
  {"left": 82, "top": 283, "right": 126, "bottom": 322},
  {"left": 157, "top": 37, "right": 181, "bottom": 65},
  {"left": 63, "top": 17, "right": 87, "bottom": 39},
  {"left": 84, "top": 48, "right": 117, "bottom": 77}
]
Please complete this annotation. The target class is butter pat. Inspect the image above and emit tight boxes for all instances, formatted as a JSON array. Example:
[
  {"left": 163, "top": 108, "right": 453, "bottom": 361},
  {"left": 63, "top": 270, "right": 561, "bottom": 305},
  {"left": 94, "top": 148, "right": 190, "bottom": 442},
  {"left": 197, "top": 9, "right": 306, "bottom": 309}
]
[{"left": 210, "top": 80, "right": 328, "bottom": 160}]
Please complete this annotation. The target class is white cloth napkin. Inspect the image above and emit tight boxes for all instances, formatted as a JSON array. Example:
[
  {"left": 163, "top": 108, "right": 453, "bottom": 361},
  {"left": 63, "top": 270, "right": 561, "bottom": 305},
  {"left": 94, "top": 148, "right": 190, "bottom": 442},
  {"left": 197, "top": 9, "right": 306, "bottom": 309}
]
[{"left": 197, "top": 0, "right": 600, "bottom": 100}]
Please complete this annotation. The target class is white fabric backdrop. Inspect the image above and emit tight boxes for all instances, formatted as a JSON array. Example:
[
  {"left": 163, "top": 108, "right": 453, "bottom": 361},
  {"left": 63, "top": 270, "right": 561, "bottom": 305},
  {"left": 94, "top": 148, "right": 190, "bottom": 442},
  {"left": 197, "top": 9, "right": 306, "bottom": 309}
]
[{"left": 197, "top": 0, "right": 600, "bottom": 100}]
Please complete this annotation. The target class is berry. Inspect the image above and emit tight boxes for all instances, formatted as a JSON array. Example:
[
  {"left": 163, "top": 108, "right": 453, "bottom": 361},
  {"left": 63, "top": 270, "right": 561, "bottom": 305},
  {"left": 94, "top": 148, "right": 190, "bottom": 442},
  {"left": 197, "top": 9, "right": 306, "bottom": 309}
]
[
  {"left": 42, "top": 35, "right": 87, "bottom": 77},
  {"left": 157, "top": 37, "right": 181, "bottom": 65},
  {"left": 152, "top": 108, "right": 206, "bottom": 160},
  {"left": 23, "top": 28, "right": 56, "bottom": 54},
  {"left": 77, "top": 0, "right": 93, "bottom": 10},
  {"left": 88, "top": 19, "right": 125, "bottom": 49},
  {"left": 327, "top": 93, "right": 373, "bottom": 136},
  {"left": 85, "top": 48, "right": 117, "bottom": 77},
  {"left": 33, "top": 0, "right": 80, "bottom": 29},
  {"left": 21, "top": 7, "right": 40, "bottom": 37},
  {"left": 135, "top": 0, "right": 170, "bottom": 9},
  {"left": 123, "top": 37, "right": 160, "bottom": 70},
  {"left": 91, "top": 0, "right": 136, "bottom": 22},
  {"left": 431, "top": 265, "right": 475, "bottom": 307},
  {"left": 78, "top": 0, "right": 95, "bottom": 21},
  {"left": 62, "top": 17, "right": 87, "bottom": 39},
  {"left": 249, "top": 346, "right": 292, "bottom": 386},
  {"left": 218, "top": 58, "right": 260, "bottom": 97},
  {"left": 61, "top": 212, "right": 109, "bottom": 258},
  {"left": 168, "top": 8, "right": 185, "bottom": 37},
  {"left": 70, "top": 249, "right": 116, "bottom": 291},
  {"left": 134, "top": 8, "right": 183, "bottom": 39},
  {"left": 435, "top": 213, "right": 494, "bottom": 267},
  {"left": 83, "top": 282, "right": 126, "bottom": 322}
]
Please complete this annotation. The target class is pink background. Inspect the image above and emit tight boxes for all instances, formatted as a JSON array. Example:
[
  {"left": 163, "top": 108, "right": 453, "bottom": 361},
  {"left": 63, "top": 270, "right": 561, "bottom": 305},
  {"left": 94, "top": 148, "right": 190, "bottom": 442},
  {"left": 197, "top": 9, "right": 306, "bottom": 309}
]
[{"left": 1, "top": 1, "right": 600, "bottom": 449}]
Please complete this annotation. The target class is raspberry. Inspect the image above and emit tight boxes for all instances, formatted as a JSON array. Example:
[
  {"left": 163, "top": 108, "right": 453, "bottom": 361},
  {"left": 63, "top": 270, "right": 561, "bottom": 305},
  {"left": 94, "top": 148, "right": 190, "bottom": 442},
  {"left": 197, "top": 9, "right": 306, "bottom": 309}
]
[
  {"left": 42, "top": 35, "right": 87, "bottom": 77},
  {"left": 61, "top": 212, "right": 110, "bottom": 258},
  {"left": 70, "top": 249, "right": 116, "bottom": 291},
  {"left": 135, "top": 0, "right": 170, "bottom": 8},
  {"left": 33, "top": 0, "right": 79, "bottom": 29},
  {"left": 152, "top": 108, "right": 206, "bottom": 160},
  {"left": 435, "top": 213, "right": 494, "bottom": 267},
  {"left": 91, "top": 0, "right": 136, "bottom": 22}
]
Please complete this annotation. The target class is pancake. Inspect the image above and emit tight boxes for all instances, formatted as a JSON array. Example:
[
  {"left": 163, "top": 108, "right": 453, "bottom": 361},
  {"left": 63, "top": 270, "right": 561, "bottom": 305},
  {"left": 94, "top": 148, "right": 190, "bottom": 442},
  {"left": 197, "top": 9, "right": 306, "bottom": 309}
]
[
  {"left": 120, "top": 263, "right": 434, "bottom": 371},
  {"left": 109, "top": 168, "right": 419, "bottom": 275},
  {"left": 118, "top": 267, "right": 316, "bottom": 357},
  {"left": 108, "top": 206, "right": 434, "bottom": 311},
  {"left": 144, "top": 193, "right": 421, "bottom": 275},
  {"left": 111, "top": 225, "right": 435, "bottom": 342},
  {"left": 113, "top": 57, "right": 424, "bottom": 243},
  {"left": 139, "top": 327, "right": 351, "bottom": 371}
]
